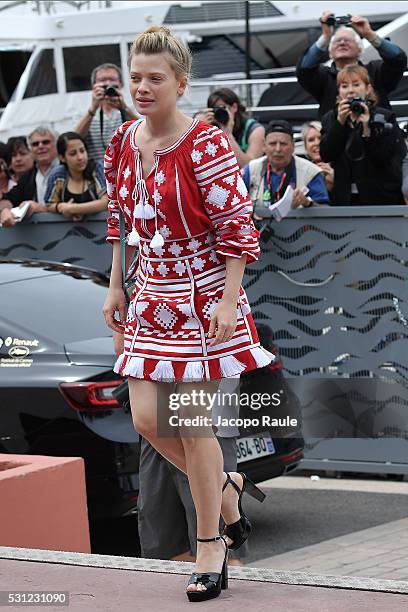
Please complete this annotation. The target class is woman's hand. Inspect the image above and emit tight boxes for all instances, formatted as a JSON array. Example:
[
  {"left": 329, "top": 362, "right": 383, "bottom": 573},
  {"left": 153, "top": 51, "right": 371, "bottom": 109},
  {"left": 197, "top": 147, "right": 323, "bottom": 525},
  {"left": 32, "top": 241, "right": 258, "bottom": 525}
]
[
  {"left": 223, "top": 107, "right": 235, "bottom": 134},
  {"left": 202, "top": 108, "right": 216, "bottom": 124},
  {"left": 337, "top": 99, "right": 351, "bottom": 125},
  {"left": 201, "top": 107, "right": 234, "bottom": 133},
  {"left": 103, "top": 288, "right": 128, "bottom": 334},
  {"left": 317, "top": 162, "right": 334, "bottom": 190},
  {"left": 57, "top": 201, "right": 75, "bottom": 218},
  {"left": 208, "top": 299, "right": 237, "bottom": 346},
  {"left": 56, "top": 199, "right": 83, "bottom": 222}
]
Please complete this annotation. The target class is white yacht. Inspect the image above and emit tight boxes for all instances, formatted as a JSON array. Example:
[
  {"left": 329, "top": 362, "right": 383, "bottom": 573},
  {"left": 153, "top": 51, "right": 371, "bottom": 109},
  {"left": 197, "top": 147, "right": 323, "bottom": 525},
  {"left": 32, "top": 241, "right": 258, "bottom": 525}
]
[{"left": 0, "top": 0, "right": 407, "bottom": 139}]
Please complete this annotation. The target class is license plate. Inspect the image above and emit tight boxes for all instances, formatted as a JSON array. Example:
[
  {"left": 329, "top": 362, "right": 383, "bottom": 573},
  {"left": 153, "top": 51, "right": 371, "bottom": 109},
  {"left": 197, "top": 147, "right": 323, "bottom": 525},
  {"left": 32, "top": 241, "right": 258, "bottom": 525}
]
[{"left": 236, "top": 432, "right": 276, "bottom": 463}]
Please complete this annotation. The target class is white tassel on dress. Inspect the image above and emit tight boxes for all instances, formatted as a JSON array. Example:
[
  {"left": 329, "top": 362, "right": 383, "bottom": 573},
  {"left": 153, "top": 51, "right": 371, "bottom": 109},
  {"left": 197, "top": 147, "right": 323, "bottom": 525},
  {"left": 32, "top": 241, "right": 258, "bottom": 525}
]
[
  {"left": 143, "top": 202, "right": 156, "bottom": 219},
  {"left": 150, "top": 231, "right": 165, "bottom": 248},
  {"left": 134, "top": 201, "right": 156, "bottom": 219},
  {"left": 219, "top": 355, "right": 246, "bottom": 378},
  {"left": 182, "top": 361, "right": 204, "bottom": 382},
  {"left": 250, "top": 346, "right": 276, "bottom": 367},
  {"left": 122, "top": 356, "right": 145, "bottom": 378},
  {"left": 127, "top": 229, "right": 140, "bottom": 246},
  {"left": 134, "top": 202, "right": 144, "bottom": 218},
  {"left": 150, "top": 360, "right": 175, "bottom": 381}
]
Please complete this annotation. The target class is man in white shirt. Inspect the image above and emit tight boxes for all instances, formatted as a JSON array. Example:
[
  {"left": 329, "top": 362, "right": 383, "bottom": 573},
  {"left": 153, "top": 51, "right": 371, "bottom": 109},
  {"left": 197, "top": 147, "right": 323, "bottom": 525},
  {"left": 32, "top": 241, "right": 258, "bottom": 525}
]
[{"left": 74, "top": 63, "right": 137, "bottom": 164}]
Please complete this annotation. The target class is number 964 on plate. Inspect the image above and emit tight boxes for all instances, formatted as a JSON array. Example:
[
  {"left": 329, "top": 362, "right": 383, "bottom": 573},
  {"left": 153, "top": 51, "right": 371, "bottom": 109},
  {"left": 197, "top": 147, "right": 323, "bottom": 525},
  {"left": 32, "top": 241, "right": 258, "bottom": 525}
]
[{"left": 236, "top": 432, "right": 275, "bottom": 463}]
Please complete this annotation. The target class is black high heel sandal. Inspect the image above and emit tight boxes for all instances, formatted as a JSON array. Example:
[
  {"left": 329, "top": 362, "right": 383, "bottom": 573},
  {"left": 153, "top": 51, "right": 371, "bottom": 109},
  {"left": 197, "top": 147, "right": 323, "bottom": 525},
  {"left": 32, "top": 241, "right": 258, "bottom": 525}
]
[
  {"left": 186, "top": 535, "right": 228, "bottom": 603},
  {"left": 222, "top": 472, "right": 266, "bottom": 551}
]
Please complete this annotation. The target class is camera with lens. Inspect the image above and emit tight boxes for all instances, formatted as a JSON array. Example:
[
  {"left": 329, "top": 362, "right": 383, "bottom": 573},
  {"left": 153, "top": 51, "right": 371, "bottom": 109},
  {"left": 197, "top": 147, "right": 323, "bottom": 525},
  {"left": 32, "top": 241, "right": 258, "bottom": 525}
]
[
  {"left": 349, "top": 97, "right": 366, "bottom": 115},
  {"left": 213, "top": 106, "right": 230, "bottom": 125},
  {"left": 370, "top": 113, "right": 393, "bottom": 135},
  {"left": 104, "top": 85, "right": 119, "bottom": 97},
  {"left": 326, "top": 14, "right": 352, "bottom": 27}
]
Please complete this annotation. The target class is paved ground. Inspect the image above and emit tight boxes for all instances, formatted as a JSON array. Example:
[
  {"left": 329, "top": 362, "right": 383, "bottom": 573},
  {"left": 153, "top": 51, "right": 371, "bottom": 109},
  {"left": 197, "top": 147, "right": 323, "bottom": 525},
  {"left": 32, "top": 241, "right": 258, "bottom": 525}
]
[
  {"left": 250, "top": 475, "right": 408, "bottom": 580},
  {"left": 0, "top": 551, "right": 407, "bottom": 612},
  {"left": 90, "top": 474, "right": 408, "bottom": 562}
]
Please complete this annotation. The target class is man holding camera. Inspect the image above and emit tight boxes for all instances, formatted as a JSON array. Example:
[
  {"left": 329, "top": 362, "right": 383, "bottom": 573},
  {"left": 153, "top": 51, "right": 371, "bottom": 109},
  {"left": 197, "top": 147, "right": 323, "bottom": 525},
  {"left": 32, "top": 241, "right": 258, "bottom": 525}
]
[
  {"left": 296, "top": 11, "right": 407, "bottom": 118},
  {"left": 74, "top": 63, "right": 137, "bottom": 164}
]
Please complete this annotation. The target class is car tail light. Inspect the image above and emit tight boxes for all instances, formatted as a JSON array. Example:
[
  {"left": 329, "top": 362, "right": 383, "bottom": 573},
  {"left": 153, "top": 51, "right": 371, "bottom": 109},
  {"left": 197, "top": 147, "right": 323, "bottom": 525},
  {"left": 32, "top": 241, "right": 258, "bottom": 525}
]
[
  {"left": 60, "top": 380, "right": 123, "bottom": 412},
  {"left": 281, "top": 449, "right": 303, "bottom": 464}
]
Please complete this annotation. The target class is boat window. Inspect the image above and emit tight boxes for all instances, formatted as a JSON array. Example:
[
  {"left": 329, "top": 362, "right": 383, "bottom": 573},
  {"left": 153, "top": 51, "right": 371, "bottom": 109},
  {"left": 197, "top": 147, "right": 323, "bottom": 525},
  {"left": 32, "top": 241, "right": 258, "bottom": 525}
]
[
  {"left": 0, "top": 50, "right": 31, "bottom": 106},
  {"left": 64, "top": 44, "right": 121, "bottom": 92},
  {"left": 23, "top": 49, "right": 57, "bottom": 99}
]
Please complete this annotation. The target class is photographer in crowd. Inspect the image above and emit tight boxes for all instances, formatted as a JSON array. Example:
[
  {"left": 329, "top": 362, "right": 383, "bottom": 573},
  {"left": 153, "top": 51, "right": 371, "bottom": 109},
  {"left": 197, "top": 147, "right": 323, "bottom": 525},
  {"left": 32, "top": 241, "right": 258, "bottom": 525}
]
[
  {"left": 74, "top": 63, "right": 137, "bottom": 164},
  {"left": 320, "top": 65, "right": 407, "bottom": 205},
  {"left": 297, "top": 11, "right": 407, "bottom": 118},
  {"left": 242, "top": 120, "right": 329, "bottom": 219},
  {"left": 0, "top": 126, "right": 58, "bottom": 227},
  {"left": 202, "top": 88, "right": 264, "bottom": 167}
]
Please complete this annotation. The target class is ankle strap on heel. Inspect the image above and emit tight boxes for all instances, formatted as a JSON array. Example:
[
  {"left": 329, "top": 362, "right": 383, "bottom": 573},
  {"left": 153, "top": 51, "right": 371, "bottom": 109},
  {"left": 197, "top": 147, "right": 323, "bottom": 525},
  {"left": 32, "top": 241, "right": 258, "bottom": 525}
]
[
  {"left": 197, "top": 535, "right": 223, "bottom": 543},
  {"left": 222, "top": 472, "right": 242, "bottom": 495}
]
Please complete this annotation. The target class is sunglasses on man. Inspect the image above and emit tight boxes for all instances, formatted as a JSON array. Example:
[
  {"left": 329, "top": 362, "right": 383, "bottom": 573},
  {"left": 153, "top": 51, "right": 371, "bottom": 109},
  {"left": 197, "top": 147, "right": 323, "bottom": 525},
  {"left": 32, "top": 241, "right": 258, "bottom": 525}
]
[{"left": 30, "top": 139, "right": 52, "bottom": 148}]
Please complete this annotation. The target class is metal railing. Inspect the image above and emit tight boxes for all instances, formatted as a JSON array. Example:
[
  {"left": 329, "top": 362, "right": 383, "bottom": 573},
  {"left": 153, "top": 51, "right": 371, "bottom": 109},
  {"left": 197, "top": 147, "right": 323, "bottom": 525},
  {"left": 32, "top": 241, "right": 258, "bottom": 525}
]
[{"left": 188, "top": 72, "right": 408, "bottom": 117}]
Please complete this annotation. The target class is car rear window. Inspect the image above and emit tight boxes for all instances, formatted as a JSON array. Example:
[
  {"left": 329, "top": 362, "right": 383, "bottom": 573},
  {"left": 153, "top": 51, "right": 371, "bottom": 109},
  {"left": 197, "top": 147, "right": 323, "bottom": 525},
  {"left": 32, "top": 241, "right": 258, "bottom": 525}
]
[{"left": 1, "top": 272, "right": 111, "bottom": 344}]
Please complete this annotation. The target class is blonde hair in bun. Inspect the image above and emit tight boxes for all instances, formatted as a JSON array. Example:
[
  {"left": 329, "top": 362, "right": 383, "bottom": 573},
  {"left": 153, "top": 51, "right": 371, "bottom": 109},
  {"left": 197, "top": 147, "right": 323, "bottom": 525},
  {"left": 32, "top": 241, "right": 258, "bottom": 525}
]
[{"left": 129, "top": 25, "right": 192, "bottom": 80}]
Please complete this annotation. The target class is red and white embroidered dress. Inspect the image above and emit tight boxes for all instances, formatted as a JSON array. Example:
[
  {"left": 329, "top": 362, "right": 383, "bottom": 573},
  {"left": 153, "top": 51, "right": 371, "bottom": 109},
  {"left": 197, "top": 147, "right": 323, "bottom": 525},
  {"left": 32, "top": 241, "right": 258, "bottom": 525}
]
[{"left": 105, "top": 118, "right": 274, "bottom": 382}]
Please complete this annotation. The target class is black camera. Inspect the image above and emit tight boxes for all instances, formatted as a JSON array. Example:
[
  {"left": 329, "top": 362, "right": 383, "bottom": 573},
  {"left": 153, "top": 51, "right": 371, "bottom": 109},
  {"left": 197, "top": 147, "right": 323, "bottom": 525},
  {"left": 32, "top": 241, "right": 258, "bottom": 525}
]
[
  {"left": 104, "top": 85, "right": 119, "bottom": 97},
  {"left": 349, "top": 97, "right": 366, "bottom": 115},
  {"left": 326, "top": 14, "right": 352, "bottom": 27},
  {"left": 370, "top": 113, "right": 393, "bottom": 134},
  {"left": 213, "top": 106, "right": 229, "bottom": 125}
]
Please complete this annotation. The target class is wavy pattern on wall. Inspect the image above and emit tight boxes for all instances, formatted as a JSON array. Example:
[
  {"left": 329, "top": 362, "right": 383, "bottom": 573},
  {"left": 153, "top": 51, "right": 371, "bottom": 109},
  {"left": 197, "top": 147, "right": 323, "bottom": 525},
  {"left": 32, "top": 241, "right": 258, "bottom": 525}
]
[
  {"left": 0, "top": 219, "right": 112, "bottom": 274},
  {"left": 245, "top": 214, "right": 408, "bottom": 395}
]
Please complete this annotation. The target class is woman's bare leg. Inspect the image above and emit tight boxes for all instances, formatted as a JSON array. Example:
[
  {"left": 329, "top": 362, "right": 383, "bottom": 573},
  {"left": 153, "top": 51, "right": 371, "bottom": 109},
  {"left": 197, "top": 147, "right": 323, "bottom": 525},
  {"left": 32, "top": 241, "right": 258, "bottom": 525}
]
[
  {"left": 128, "top": 378, "right": 186, "bottom": 468},
  {"left": 176, "top": 381, "right": 228, "bottom": 593},
  {"left": 128, "top": 377, "right": 244, "bottom": 551}
]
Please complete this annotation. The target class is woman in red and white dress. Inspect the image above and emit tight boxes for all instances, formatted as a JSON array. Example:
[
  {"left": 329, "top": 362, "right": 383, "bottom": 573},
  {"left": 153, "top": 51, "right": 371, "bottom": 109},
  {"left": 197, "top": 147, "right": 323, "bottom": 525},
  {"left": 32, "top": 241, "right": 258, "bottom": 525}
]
[{"left": 103, "top": 26, "right": 274, "bottom": 603}]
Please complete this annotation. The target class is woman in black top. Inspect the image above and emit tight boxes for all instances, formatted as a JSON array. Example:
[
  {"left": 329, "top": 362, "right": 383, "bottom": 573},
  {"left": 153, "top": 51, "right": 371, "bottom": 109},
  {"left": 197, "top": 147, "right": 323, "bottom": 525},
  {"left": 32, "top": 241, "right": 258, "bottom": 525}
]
[
  {"left": 203, "top": 88, "right": 265, "bottom": 167},
  {"left": 320, "top": 65, "right": 406, "bottom": 205},
  {"left": 46, "top": 132, "right": 108, "bottom": 221}
]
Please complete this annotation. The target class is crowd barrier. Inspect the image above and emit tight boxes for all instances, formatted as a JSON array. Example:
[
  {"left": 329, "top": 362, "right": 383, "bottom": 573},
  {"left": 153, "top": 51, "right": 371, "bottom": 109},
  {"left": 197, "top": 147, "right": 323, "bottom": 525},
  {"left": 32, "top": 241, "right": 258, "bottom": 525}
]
[{"left": 1, "top": 206, "right": 408, "bottom": 474}]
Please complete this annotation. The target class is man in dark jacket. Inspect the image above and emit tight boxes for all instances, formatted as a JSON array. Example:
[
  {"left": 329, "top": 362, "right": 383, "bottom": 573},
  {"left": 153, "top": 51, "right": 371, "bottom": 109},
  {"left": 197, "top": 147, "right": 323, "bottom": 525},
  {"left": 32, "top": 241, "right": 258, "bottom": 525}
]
[{"left": 296, "top": 11, "right": 407, "bottom": 118}]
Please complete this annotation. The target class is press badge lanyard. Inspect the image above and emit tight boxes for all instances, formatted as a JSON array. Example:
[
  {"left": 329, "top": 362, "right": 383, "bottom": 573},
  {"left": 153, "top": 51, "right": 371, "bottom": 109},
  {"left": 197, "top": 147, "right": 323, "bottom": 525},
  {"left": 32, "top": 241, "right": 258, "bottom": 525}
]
[{"left": 262, "top": 162, "right": 286, "bottom": 207}]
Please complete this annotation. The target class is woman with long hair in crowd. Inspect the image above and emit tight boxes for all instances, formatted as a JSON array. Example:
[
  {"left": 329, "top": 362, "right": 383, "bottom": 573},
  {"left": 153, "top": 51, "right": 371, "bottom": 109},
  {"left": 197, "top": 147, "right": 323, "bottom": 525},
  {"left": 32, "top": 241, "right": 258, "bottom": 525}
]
[
  {"left": 320, "top": 64, "right": 406, "bottom": 205},
  {"left": 46, "top": 131, "right": 108, "bottom": 220},
  {"left": 102, "top": 26, "right": 272, "bottom": 602},
  {"left": 203, "top": 87, "right": 265, "bottom": 167},
  {"left": 7, "top": 136, "right": 34, "bottom": 182}
]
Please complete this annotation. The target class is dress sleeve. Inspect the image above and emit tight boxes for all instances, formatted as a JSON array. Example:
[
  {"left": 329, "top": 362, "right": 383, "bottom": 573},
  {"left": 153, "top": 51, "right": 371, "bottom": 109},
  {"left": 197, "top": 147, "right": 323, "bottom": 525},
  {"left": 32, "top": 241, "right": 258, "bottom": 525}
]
[
  {"left": 104, "top": 121, "right": 133, "bottom": 242},
  {"left": 191, "top": 125, "right": 260, "bottom": 264}
]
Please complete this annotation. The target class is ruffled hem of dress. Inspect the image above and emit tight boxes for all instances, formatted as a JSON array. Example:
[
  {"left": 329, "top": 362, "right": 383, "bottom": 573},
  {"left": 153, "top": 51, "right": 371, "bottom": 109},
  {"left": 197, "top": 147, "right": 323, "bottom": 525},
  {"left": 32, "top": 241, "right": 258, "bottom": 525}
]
[{"left": 113, "top": 345, "right": 276, "bottom": 382}]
